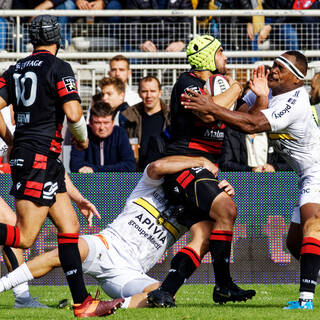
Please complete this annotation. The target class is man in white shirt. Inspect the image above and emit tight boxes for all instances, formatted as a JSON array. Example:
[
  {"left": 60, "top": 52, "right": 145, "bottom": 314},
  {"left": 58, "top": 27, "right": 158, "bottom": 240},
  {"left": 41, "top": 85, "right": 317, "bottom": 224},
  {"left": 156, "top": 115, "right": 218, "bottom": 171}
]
[
  {"left": 183, "top": 51, "right": 320, "bottom": 310},
  {"left": 108, "top": 55, "right": 141, "bottom": 106}
]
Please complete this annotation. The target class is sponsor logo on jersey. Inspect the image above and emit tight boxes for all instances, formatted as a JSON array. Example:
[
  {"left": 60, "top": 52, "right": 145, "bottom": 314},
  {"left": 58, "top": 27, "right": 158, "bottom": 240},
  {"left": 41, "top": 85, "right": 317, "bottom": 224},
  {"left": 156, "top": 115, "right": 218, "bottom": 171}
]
[
  {"left": 16, "top": 112, "right": 30, "bottom": 126},
  {"left": 152, "top": 191, "right": 166, "bottom": 205},
  {"left": 16, "top": 182, "right": 21, "bottom": 190},
  {"left": 301, "top": 187, "right": 310, "bottom": 194},
  {"left": 272, "top": 104, "right": 292, "bottom": 119},
  {"left": 288, "top": 98, "right": 297, "bottom": 105},
  {"left": 62, "top": 76, "right": 77, "bottom": 92},
  {"left": 43, "top": 181, "right": 58, "bottom": 200},
  {"left": 128, "top": 213, "right": 168, "bottom": 250},
  {"left": 184, "top": 85, "right": 204, "bottom": 96},
  {"left": 204, "top": 128, "right": 224, "bottom": 139},
  {"left": 9, "top": 158, "right": 24, "bottom": 167},
  {"left": 65, "top": 269, "right": 77, "bottom": 276}
]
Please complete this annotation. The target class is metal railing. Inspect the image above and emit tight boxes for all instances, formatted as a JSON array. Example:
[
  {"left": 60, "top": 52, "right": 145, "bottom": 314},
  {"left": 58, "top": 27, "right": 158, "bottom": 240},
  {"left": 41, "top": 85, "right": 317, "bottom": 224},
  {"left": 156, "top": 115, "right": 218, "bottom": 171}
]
[{"left": 0, "top": 9, "right": 319, "bottom": 110}]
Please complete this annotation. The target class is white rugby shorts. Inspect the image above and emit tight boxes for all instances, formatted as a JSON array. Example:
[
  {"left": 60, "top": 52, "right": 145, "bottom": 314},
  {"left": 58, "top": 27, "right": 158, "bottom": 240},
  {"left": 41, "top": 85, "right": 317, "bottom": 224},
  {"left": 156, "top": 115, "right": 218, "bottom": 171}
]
[
  {"left": 80, "top": 234, "right": 159, "bottom": 298},
  {"left": 291, "top": 180, "right": 320, "bottom": 224}
]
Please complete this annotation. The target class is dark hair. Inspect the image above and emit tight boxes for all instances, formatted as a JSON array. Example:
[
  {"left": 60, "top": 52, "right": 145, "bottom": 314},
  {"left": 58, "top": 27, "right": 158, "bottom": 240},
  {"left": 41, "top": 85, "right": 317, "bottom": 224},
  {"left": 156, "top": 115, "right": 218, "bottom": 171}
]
[
  {"left": 138, "top": 75, "right": 162, "bottom": 92},
  {"left": 285, "top": 50, "right": 308, "bottom": 76},
  {"left": 99, "top": 77, "right": 125, "bottom": 94},
  {"left": 109, "top": 55, "right": 130, "bottom": 68},
  {"left": 89, "top": 100, "right": 116, "bottom": 122}
]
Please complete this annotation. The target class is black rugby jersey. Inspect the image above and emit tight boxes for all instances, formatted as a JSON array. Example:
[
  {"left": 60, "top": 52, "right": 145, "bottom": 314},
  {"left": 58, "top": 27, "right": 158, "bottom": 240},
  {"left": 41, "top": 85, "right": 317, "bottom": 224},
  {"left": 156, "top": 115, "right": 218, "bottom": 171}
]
[
  {"left": 166, "top": 71, "right": 226, "bottom": 164},
  {"left": 0, "top": 50, "right": 80, "bottom": 158}
]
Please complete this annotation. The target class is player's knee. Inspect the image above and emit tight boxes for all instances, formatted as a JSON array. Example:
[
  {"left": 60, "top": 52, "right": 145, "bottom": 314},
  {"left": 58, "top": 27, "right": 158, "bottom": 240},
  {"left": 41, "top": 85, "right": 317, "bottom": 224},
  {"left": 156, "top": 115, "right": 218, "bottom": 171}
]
[
  {"left": 58, "top": 219, "right": 80, "bottom": 233},
  {"left": 216, "top": 199, "right": 237, "bottom": 224}
]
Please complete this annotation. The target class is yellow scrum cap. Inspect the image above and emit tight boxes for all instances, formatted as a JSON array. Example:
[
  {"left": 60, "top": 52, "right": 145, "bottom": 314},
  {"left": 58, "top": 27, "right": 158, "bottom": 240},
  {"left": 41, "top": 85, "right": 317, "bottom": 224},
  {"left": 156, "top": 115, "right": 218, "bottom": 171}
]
[{"left": 186, "top": 35, "right": 222, "bottom": 73}]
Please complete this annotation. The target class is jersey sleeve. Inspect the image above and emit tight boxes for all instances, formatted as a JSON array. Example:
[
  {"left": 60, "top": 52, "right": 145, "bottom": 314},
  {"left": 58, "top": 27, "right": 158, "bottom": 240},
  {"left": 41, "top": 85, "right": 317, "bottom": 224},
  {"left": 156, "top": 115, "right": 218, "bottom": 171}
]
[
  {"left": 261, "top": 95, "right": 301, "bottom": 132},
  {"left": 242, "top": 90, "right": 256, "bottom": 107},
  {"left": 55, "top": 61, "right": 81, "bottom": 105},
  {"left": 141, "top": 165, "right": 164, "bottom": 187}
]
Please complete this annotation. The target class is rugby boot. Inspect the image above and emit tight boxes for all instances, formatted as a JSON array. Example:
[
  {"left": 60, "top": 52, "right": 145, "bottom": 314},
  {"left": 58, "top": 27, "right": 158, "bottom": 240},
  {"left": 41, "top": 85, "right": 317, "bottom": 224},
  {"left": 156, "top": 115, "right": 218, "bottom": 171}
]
[
  {"left": 73, "top": 294, "right": 124, "bottom": 318},
  {"left": 147, "top": 288, "right": 176, "bottom": 308},
  {"left": 14, "top": 295, "right": 50, "bottom": 308},
  {"left": 213, "top": 281, "right": 256, "bottom": 304},
  {"left": 284, "top": 300, "right": 314, "bottom": 310}
]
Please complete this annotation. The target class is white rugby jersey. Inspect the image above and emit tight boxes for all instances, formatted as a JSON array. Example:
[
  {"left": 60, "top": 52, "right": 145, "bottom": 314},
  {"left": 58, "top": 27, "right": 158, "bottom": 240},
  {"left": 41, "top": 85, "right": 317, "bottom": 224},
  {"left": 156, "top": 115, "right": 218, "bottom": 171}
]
[
  {"left": 100, "top": 168, "right": 187, "bottom": 273},
  {"left": 244, "top": 87, "right": 320, "bottom": 180}
]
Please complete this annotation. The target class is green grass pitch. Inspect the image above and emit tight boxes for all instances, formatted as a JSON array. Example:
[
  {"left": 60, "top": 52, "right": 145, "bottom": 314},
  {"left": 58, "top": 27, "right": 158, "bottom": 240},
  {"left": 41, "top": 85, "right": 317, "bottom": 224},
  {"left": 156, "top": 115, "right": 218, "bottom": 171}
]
[{"left": 0, "top": 284, "right": 319, "bottom": 319}]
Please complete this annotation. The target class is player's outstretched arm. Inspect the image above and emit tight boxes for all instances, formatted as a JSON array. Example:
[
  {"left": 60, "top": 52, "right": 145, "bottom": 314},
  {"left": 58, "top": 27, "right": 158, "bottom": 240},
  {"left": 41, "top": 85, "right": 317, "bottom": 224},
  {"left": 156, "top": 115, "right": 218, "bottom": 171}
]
[
  {"left": 212, "top": 76, "right": 243, "bottom": 109},
  {"left": 148, "top": 155, "right": 219, "bottom": 180},
  {"left": 182, "top": 90, "right": 271, "bottom": 134}
]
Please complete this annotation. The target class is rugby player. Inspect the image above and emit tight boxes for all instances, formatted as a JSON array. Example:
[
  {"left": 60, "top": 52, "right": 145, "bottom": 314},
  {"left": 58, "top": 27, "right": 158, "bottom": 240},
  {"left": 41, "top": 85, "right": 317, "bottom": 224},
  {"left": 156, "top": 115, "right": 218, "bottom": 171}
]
[
  {"left": 0, "top": 14, "right": 123, "bottom": 317},
  {"left": 147, "top": 34, "right": 255, "bottom": 307},
  {"left": 183, "top": 51, "right": 320, "bottom": 310}
]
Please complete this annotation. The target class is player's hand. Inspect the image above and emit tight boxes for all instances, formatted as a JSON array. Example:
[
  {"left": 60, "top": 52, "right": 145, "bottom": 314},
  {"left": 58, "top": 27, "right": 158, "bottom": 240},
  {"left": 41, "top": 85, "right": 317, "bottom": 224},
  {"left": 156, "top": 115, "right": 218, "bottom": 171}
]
[
  {"left": 202, "top": 158, "right": 219, "bottom": 177},
  {"left": 72, "top": 137, "right": 89, "bottom": 151},
  {"left": 181, "top": 88, "right": 219, "bottom": 114},
  {"left": 75, "top": 198, "right": 101, "bottom": 227},
  {"left": 218, "top": 180, "right": 235, "bottom": 197},
  {"left": 249, "top": 65, "right": 270, "bottom": 97}
]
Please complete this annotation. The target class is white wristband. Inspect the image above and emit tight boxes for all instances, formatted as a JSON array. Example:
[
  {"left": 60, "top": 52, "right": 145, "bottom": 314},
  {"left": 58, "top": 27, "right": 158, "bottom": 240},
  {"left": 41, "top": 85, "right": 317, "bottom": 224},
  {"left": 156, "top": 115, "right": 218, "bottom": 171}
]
[{"left": 67, "top": 116, "right": 88, "bottom": 143}]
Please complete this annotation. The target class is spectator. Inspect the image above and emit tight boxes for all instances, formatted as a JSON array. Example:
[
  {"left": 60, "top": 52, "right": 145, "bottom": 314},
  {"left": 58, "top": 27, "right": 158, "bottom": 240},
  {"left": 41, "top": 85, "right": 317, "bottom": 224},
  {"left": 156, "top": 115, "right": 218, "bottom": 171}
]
[
  {"left": 12, "top": 0, "right": 75, "bottom": 48},
  {"left": 219, "top": 126, "right": 293, "bottom": 172},
  {"left": 70, "top": 100, "right": 136, "bottom": 173},
  {"left": 210, "top": 0, "right": 255, "bottom": 53},
  {"left": 108, "top": 55, "right": 141, "bottom": 106},
  {"left": 86, "top": 76, "right": 129, "bottom": 125},
  {"left": 120, "top": 75, "right": 170, "bottom": 170},
  {"left": 125, "top": 0, "right": 193, "bottom": 52},
  {"left": 299, "top": 0, "right": 320, "bottom": 51},
  {"left": 98, "top": 76, "right": 130, "bottom": 124},
  {"left": 310, "top": 72, "right": 320, "bottom": 126},
  {"left": 73, "top": 0, "right": 122, "bottom": 23},
  {"left": 252, "top": 0, "right": 299, "bottom": 51}
]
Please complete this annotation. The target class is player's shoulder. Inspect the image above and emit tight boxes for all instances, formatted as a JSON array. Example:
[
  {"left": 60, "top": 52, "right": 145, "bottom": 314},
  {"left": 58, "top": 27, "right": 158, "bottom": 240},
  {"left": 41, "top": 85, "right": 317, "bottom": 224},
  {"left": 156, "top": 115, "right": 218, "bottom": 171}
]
[{"left": 52, "top": 56, "right": 72, "bottom": 69}]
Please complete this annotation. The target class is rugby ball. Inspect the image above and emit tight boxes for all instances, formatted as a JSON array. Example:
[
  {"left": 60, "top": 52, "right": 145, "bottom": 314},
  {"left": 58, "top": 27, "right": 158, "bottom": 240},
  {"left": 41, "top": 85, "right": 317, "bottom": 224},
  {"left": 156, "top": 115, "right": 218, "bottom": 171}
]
[
  {"left": 205, "top": 74, "right": 235, "bottom": 110},
  {"left": 205, "top": 74, "right": 230, "bottom": 96}
]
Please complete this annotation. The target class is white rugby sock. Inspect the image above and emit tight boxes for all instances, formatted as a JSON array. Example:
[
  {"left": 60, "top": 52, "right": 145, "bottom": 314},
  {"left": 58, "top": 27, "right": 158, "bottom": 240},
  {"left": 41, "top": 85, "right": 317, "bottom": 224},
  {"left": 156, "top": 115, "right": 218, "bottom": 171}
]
[
  {"left": 0, "top": 263, "right": 33, "bottom": 293},
  {"left": 299, "top": 291, "right": 314, "bottom": 301},
  {"left": 121, "top": 297, "right": 131, "bottom": 309},
  {"left": 13, "top": 282, "right": 30, "bottom": 299}
]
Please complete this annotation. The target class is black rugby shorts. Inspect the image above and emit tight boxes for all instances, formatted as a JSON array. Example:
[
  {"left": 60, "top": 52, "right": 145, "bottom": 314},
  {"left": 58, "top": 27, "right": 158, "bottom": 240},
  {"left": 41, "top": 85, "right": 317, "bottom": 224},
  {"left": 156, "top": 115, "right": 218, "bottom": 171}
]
[
  {"left": 166, "top": 167, "right": 223, "bottom": 218},
  {"left": 10, "top": 147, "right": 66, "bottom": 206}
]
